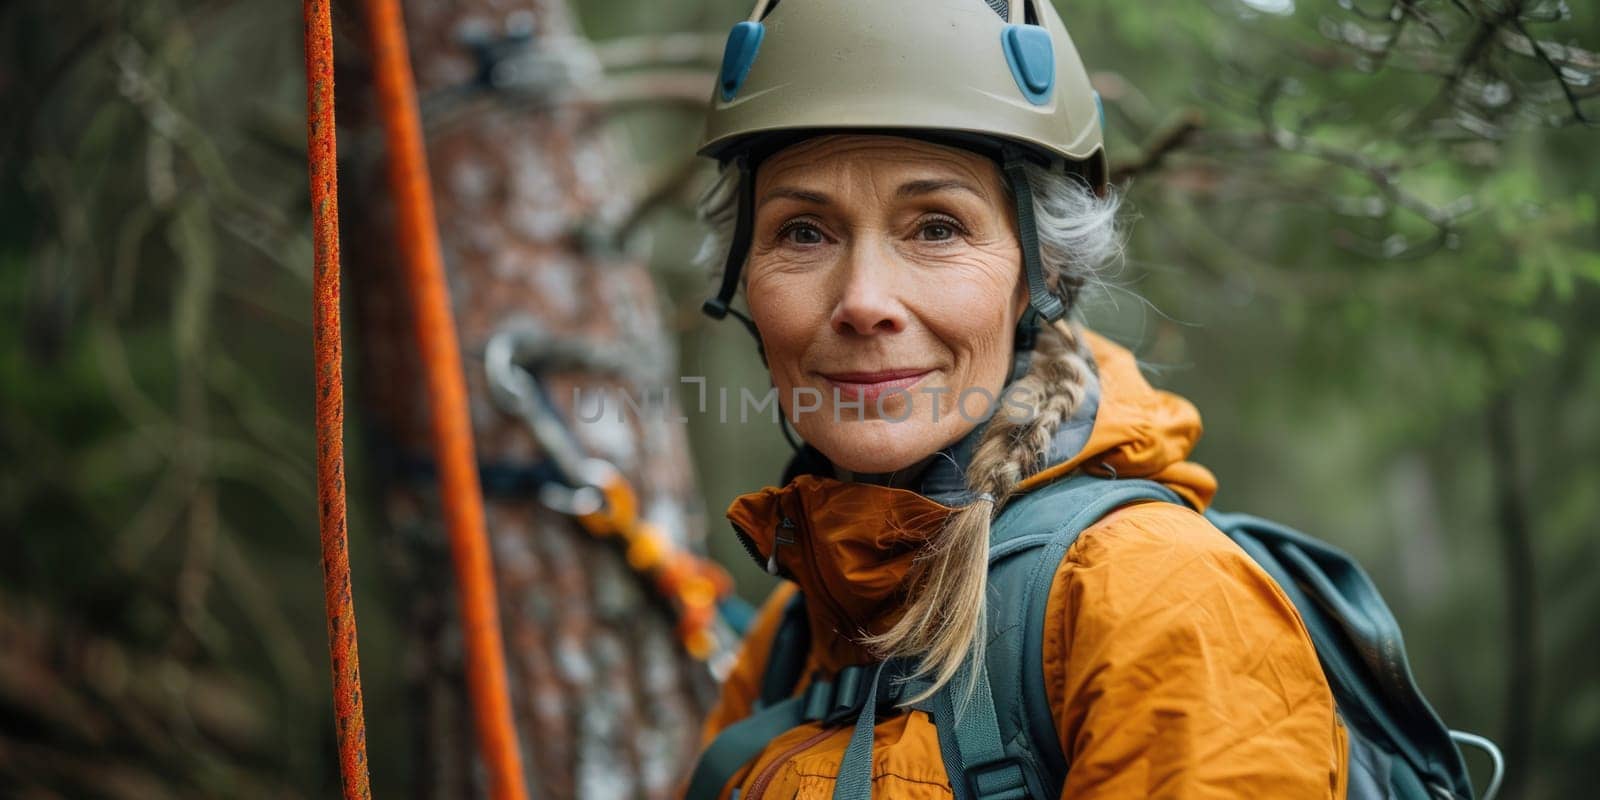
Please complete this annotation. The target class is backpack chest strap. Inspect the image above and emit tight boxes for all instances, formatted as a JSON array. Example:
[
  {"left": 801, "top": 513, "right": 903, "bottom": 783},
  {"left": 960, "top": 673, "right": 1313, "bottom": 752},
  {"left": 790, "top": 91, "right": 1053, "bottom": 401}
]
[{"left": 683, "top": 660, "right": 919, "bottom": 799}]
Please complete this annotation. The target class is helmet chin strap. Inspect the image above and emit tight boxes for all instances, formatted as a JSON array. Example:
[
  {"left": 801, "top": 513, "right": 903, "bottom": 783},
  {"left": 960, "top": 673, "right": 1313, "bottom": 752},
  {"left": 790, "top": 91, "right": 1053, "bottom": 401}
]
[
  {"left": 1001, "top": 144, "right": 1069, "bottom": 384},
  {"left": 1008, "top": 308, "right": 1039, "bottom": 385},
  {"left": 700, "top": 145, "right": 1070, "bottom": 389},
  {"left": 701, "top": 154, "right": 769, "bottom": 368}
]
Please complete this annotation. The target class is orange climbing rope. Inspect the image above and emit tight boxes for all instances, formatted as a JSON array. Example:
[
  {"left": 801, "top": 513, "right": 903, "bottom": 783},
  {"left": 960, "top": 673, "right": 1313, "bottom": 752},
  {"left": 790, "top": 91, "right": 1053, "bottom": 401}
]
[
  {"left": 305, "top": 0, "right": 529, "bottom": 797},
  {"left": 303, "top": 1, "right": 373, "bottom": 797},
  {"left": 360, "top": 0, "right": 530, "bottom": 799},
  {"left": 307, "top": 0, "right": 746, "bottom": 794}
]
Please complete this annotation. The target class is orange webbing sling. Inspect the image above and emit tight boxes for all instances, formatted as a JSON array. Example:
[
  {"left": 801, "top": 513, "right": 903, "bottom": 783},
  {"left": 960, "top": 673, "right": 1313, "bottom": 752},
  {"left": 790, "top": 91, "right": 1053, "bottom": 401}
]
[{"left": 302, "top": 0, "right": 530, "bottom": 797}]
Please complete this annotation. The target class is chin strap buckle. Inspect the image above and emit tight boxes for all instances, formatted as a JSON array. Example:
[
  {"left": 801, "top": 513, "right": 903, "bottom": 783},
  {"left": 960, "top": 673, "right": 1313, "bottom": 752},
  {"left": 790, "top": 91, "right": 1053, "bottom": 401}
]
[{"left": 797, "top": 662, "right": 916, "bottom": 728}]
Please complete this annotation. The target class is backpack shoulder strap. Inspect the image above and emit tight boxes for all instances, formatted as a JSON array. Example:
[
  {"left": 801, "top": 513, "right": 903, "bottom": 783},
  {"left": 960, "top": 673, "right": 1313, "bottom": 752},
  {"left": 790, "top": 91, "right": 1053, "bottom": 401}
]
[
  {"left": 975, "top": 474, "right": 1184, "bottom": 797},
  {"left": 911, "top": 475, "right": 1184, "bottom": 798}
]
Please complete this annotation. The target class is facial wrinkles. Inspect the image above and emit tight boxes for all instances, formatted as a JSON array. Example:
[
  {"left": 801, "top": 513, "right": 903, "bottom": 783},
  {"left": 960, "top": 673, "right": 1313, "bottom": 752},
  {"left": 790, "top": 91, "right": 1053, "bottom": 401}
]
[
  {"left": 752, "top": 141, "right": 1016, "bottom": 309},
  {"left": 743, "top": 135, "right": 1027, "bottom": 471}
]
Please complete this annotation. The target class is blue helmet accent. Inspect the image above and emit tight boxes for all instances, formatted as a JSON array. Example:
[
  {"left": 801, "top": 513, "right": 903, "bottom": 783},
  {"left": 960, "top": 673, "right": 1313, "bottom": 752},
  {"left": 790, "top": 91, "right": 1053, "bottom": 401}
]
[
  {"left": 1001, "top": 24, "right": 1054, "bottom": 105},
  {"left": 719, "top": 21, "right": 766, "bottom": 102},
  {"left": 1093, "top": 89, "right": 1105, "bottom": 129}
]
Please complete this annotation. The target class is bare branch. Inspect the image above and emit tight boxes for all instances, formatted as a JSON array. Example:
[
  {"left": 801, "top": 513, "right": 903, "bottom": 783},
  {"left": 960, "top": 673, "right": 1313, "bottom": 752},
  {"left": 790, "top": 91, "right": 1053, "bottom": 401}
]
[
  {"left": 1112, "top": 112, "right": 1207, "bottom": 184},
  {"left": 1507, "top": 18, "right": 1600, "bottom": 125}
]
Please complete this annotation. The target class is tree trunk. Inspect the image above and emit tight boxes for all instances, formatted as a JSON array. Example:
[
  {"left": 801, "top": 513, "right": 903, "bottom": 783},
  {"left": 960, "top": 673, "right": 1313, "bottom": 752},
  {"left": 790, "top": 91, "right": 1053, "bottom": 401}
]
[
  {"left": 341, "top": 1, "right": 715, "bottom": 796},
  {"left": 1487, "top": 391, "right": 1536, "bottom": 800}
]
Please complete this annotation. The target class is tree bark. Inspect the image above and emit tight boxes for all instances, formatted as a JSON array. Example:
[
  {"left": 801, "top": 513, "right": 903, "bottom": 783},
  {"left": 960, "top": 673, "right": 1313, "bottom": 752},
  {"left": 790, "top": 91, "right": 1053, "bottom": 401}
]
[{"left": 341, "top": 1, "right": 715, "bottom": 796}]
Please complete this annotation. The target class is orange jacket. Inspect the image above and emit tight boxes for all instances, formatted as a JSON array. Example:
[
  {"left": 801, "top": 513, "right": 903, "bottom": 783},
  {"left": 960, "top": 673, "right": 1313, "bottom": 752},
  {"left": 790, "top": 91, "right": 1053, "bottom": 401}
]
[{"left": 687, "top": 331, "right": 1348, "bottom": 799}]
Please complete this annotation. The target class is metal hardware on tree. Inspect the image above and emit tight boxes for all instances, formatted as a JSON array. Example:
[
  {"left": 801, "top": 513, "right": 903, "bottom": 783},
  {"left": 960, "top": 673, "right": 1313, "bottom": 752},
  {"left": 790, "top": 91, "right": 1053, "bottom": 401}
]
[{"left": 485, "top": 326, "right": 744, "bottom": 678}]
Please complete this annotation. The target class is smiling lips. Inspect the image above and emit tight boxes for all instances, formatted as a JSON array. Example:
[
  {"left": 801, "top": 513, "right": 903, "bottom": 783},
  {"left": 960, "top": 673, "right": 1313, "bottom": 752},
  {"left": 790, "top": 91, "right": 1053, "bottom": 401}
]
[{"left": 819, "top": 368, "right": 933, "bottom": 407}]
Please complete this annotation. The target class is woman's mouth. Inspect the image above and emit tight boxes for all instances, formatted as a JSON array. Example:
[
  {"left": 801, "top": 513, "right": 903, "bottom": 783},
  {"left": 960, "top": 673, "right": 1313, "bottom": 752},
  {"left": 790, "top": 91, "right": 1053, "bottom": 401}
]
[{"left": 819, "top": 368, "right": 933, "bottom": 408}]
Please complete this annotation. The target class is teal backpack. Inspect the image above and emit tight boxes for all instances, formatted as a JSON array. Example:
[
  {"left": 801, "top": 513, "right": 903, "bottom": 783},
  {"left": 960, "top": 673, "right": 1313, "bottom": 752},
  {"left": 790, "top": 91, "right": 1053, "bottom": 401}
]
[{"left": 687, "top": 475, "right": 1504, "bottom": 800}]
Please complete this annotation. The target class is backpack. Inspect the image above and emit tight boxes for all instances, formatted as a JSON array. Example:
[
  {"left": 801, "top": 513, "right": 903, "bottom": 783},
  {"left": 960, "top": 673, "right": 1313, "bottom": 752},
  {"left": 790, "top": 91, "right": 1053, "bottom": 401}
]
[{"left": 686, "top": 475, "right": 1503, "bottom": 800}]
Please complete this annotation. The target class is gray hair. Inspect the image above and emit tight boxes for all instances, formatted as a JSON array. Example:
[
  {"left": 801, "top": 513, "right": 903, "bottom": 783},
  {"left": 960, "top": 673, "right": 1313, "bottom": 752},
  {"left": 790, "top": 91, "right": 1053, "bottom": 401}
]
[{"left": 692, "top": 158, "right": 1125, "bottom": 314}]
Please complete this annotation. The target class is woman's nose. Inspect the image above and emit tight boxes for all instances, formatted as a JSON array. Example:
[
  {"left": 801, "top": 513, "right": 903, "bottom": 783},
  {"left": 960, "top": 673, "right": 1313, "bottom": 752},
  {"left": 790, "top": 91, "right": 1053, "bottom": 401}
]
[{"left": 828, "top": 242, "right": 908, "bottom": 337}]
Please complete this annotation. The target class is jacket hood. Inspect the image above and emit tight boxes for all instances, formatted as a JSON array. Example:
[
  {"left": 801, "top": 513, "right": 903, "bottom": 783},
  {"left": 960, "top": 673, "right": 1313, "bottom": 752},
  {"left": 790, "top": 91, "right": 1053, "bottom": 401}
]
[{"left": 724, "top": 329, "right": 1217, "bottom": 670}]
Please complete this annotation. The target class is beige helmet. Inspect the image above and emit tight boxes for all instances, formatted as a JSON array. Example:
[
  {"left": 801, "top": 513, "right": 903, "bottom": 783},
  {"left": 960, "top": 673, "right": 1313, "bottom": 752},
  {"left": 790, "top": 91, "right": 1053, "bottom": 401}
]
[
  {"left": 699, "top": 0, "right": 1106, "bottom": 187},
  {"left": 699, "top": 0, "right": 1108, "bottom": 379}
]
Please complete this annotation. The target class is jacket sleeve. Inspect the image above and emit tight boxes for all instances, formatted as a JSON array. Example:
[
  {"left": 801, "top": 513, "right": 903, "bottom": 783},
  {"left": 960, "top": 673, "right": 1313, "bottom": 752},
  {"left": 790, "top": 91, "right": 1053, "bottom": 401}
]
[{"left": 1043, "top": 501, "right": 1349, "bottom": 799}]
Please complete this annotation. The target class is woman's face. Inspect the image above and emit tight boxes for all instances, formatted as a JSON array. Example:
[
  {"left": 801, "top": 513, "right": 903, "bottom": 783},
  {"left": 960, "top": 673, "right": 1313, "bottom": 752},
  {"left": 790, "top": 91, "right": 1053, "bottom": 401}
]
[{"left": 746, "top": 134, "right": 1029, "bottom": 474}]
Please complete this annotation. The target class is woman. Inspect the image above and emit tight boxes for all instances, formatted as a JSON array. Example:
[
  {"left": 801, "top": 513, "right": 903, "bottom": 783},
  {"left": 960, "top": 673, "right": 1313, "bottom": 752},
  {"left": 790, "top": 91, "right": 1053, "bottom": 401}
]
[{"left": 684, "top": 1, "right": 1349, "bottom": 797}]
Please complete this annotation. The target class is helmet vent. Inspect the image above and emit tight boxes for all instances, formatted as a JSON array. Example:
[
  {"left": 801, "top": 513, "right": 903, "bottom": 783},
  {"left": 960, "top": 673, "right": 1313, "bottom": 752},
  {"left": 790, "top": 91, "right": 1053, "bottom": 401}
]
[
  {"left": 718, "top": 21, "right": 766, "bottom": 101},
  {"left": 1002, "top": 22, "right": 1055, "bottom": 104},
  {"left": 999, "top": 0, "right": 1042, "bottom": 25}
]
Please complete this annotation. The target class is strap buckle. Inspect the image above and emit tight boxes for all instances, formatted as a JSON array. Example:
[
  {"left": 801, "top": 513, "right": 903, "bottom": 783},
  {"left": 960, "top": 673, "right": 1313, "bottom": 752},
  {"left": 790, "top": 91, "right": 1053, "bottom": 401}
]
[
  {"left": 965, "top": 756, "right": 1030, "bottom": 800},
  {"left": 799, "top": 663, "right": 909, "bottom": 727}
]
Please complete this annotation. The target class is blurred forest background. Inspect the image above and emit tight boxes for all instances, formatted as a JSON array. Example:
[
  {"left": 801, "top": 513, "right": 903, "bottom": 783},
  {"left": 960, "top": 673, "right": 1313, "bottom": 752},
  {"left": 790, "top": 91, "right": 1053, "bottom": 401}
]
[{"left": 2, "top": 0, "right": 1597, "bottom": 798}]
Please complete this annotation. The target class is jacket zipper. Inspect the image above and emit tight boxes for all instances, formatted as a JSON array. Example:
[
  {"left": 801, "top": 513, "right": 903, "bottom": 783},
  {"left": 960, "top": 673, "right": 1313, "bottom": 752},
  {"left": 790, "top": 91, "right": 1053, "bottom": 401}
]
[
  {"left": 743, "top": 724, "right": 840, "bottom": 800},
  {"left": 730, "top": 512, "right": 798, "bottom": 577},
  {"left": 732, "top": 522, "right": 767, "bottom": 571},
  {"left": 769, "top": 515, "right": 797, "bottom": 575},
  {"left": 727, "top": 498, "right": 883, "bottom": 799},
  {"left": 732, "top": 500, "right": 862, "bottom": 641}
]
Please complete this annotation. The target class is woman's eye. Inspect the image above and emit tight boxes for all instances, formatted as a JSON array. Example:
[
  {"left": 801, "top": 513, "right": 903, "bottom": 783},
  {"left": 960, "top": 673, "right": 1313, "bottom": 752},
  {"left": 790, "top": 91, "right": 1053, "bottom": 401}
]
[
  {"left": 779, "top": 222, "right": 825, "bottom": 246},
  {"left": 918, "top": 219, "right": 961, "bottom": 242}
]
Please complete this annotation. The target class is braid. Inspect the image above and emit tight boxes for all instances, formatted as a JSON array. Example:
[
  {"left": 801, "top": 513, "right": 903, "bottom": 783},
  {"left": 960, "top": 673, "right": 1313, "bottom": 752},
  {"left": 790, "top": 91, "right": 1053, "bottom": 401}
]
[{"left": 966, "top": 318, "right": 1093, "bottom": 505}]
